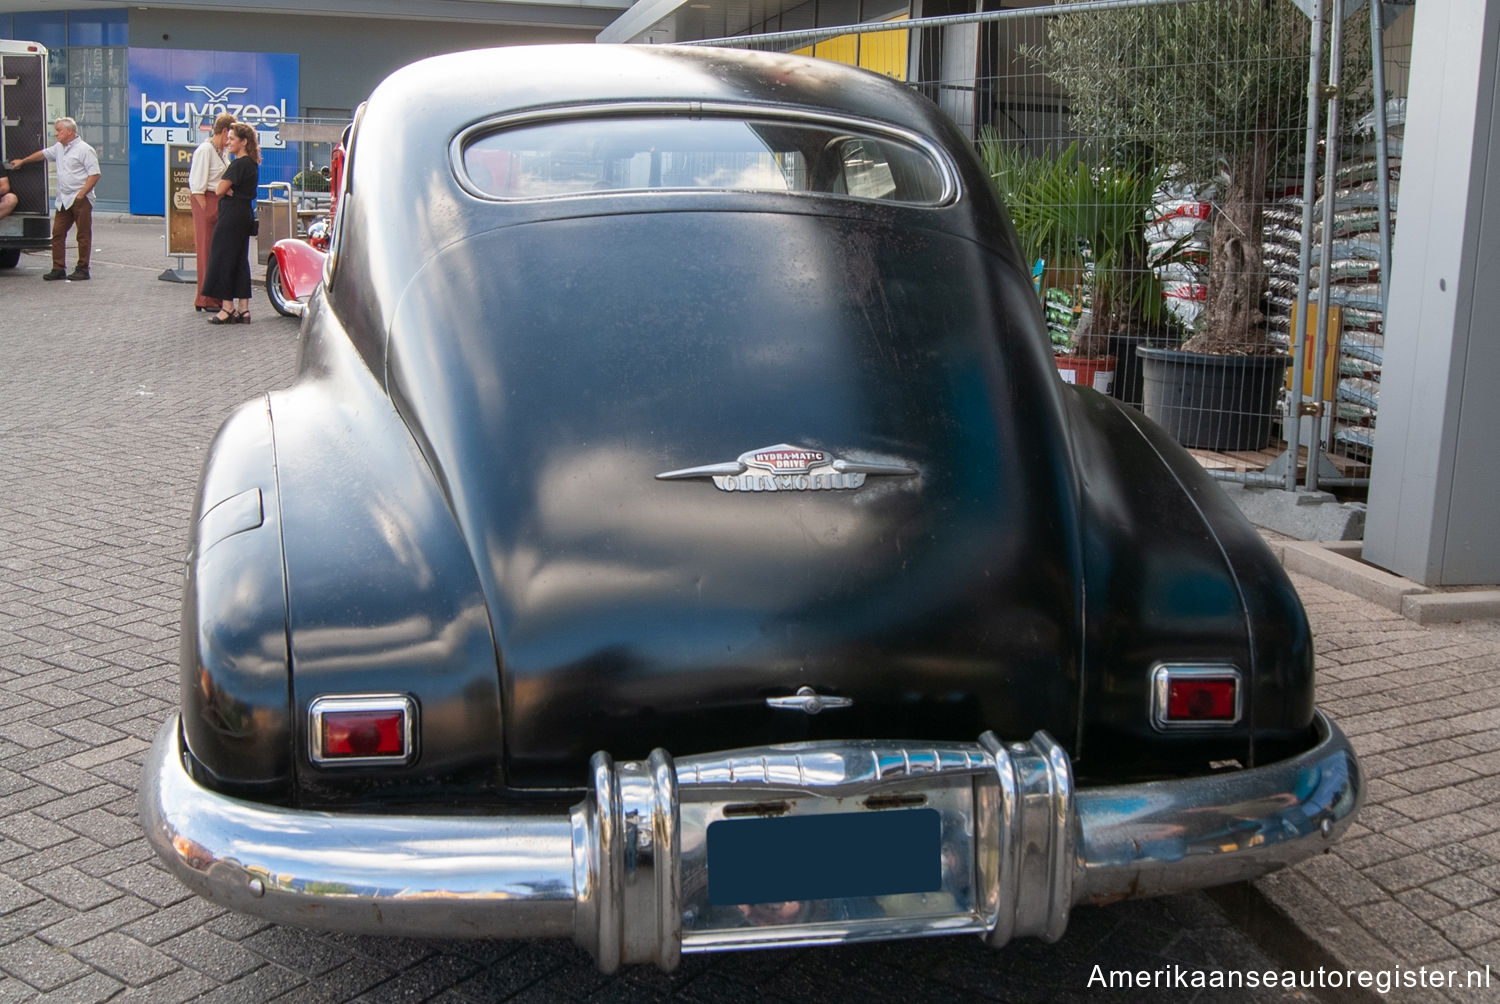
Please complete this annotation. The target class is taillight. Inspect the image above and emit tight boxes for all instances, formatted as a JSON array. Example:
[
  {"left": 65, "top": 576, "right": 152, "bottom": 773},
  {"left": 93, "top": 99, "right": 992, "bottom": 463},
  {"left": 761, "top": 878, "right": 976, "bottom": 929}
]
[
  {"left": 309, "top": 695, "right": 417, "bottom": 765},
  {"left": 1151, "top": 665, "right": 1241, "bottom": 729}
]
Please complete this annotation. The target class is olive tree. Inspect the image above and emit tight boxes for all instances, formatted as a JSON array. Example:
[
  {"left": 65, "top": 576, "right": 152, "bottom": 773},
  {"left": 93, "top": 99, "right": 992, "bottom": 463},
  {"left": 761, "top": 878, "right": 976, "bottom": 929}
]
[{"left": 1033, "top": 0, "right": 1371, "bottom": 354}]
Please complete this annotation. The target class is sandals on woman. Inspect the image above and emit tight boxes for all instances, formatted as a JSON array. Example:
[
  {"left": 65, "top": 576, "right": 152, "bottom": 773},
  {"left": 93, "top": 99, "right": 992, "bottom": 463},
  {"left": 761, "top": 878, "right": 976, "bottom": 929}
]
[{"left": 206, "top": 309, "right": 251, "bottom": 325}]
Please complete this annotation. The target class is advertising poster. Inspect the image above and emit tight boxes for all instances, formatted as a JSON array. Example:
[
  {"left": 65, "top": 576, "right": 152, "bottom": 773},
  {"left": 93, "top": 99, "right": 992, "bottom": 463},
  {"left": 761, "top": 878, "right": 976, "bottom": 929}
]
[
  {"left": 165, "top": 143, "right": 196, "bottom": 256},
  {"left": 128, "top": 48, "right": 299, "bottom": 215}
]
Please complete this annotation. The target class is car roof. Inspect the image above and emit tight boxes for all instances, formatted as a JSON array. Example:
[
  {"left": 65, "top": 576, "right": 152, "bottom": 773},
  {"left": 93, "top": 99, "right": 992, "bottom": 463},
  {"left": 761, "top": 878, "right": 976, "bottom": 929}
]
[{"left": 368, "top": 44, "right": 954, "bottom": 139}]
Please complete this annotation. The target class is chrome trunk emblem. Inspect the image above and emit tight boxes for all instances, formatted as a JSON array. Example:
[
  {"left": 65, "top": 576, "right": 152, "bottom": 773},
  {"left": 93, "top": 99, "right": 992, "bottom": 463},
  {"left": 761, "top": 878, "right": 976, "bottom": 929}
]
[
  {"left": 766, "top": 686, "right": 853, "bottom": 715},
  {"left": 656, "top": 443, "right": 915, "bottom": 493}
]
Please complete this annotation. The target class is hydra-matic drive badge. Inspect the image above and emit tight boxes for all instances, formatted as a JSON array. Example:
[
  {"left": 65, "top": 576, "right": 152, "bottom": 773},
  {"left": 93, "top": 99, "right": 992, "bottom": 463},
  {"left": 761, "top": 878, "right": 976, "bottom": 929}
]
[{"left": 655, "top": 443, "right": 915, "bottom": 493}]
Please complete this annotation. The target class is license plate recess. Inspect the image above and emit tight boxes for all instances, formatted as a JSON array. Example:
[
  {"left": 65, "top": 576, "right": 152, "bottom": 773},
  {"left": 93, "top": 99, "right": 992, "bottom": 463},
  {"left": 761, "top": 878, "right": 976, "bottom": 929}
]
[{"left": 678, "top": 751, "right": 995, "bottom": 952}]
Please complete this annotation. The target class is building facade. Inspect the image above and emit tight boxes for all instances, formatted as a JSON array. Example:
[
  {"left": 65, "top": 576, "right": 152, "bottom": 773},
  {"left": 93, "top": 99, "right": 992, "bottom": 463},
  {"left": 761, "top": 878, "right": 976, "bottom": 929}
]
[{"left": 0, "top": 4, "right": 618, "bottom": 212}]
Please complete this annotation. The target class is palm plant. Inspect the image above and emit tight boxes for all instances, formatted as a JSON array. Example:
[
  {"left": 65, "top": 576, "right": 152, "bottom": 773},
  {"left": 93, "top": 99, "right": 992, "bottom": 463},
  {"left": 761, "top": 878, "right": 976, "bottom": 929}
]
[{"left": 981, "top": 137, "right": 1182, "bottom": 357}]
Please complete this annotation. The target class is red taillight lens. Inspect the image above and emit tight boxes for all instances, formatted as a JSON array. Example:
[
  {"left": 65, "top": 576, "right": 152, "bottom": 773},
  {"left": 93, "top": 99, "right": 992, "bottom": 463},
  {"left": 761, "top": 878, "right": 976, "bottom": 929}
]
[
  {"left": 1151, "top": 665, "right": 1241, "bottom": 729},
  {"left": 309, "top": 695, "right": 416, "bottom": 764},
  {"left": 322, "top": 710, "right": 405, "bottom": 757},
  {"left": 1166, "top": 678, "right": 1238, "bottom": 721}
]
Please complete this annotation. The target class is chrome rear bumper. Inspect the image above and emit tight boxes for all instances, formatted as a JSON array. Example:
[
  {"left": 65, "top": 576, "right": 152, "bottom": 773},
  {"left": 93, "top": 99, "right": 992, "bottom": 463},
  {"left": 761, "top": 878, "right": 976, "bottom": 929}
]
[{"left": 140, "top": 712, "right": 1360, "bottom": 971}]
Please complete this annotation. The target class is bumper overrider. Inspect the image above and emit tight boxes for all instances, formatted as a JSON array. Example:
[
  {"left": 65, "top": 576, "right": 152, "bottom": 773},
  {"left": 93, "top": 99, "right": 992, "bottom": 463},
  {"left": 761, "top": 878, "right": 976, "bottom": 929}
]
[{"left": 141, "top": 712, "right": 1360, "bottom": 972}]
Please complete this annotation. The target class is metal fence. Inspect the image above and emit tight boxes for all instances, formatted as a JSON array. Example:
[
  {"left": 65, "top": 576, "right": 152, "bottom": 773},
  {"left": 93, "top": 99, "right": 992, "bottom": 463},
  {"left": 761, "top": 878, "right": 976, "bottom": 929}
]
[{"left": 677, "top": 0, "right": 1414, "bottom": 491}]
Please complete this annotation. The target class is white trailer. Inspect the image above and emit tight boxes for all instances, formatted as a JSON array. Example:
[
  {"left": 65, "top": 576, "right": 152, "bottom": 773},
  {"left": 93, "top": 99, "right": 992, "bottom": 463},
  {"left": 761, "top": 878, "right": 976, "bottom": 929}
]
[{"left": 1, "top": 39, "right": 51, "bottom": 269}]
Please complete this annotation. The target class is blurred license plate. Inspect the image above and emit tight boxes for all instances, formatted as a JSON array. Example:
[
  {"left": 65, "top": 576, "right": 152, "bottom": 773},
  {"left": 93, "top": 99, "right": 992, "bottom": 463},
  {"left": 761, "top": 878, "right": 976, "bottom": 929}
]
[{"left": 707, "top": 808, "right": 941, "bottom": 905}]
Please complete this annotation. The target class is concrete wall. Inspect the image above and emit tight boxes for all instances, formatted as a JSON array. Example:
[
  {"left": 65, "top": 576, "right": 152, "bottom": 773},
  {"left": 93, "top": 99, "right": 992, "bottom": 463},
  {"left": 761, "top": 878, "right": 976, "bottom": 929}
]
[{"left": 130, "top": 10, "right": 597, "bottom": 117}]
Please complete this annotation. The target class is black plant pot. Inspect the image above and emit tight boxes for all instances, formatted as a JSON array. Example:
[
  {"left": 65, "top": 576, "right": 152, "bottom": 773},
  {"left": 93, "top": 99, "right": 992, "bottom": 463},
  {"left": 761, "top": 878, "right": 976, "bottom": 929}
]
[
  {"left": 1106, "top": 332, "right": 1178, "bottom": 409},
  {"left": 1137, "top": 347, "right": 1290, "bottom": 451}
]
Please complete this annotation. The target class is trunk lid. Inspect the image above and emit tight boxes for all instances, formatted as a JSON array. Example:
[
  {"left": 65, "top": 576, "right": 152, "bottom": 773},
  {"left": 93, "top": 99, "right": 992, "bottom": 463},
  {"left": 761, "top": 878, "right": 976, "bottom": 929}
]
[{"left": 388, "top": 210, "right": 1083, "bottom": 789}]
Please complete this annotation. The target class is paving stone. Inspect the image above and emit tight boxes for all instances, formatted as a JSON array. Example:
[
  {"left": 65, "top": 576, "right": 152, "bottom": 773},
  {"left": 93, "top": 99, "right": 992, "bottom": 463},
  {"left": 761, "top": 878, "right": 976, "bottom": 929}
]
[
  {"left": 1396, "top": 887, "right": 1459, "bottom": 923},
  {"left": 0, "top": 935, "right": 92, "bottom": 992},
  {"left": 1434, "top": 912, "right": 1500, "bottom": 951},
  {"left": 202, "top": 910, "right": 273, "bottom": 942},
  {"left": 359, "top": 953, "right": 484, "bottom": 1003},
  {"left": 68, "top": 931, "right": 179, "bottom": 987},
  {"left": 190, "top": 962, "right": 304, "bottom": 1003},
  {"left": 101, "top": 861, "right": 192, "bottom": 909},
  {"left": 0, "top": 837, "right": 106, "bottom": 881},
  {"left": 1358, "top": 900, "right": 1462, "bottom": 965},
  {"left": 70, "top": 841, "right": 151, "bottom": 880},
  {"left": 241, "top": 927, "right": 352, "bottom": 977},
  {"left": 107, "top": 968, "right": 218, "bottom": 1003},
  {"left": 160, "top": 928, "right": 265, "bottom": 981},
  {"left": 0, "top": 875, "right": 42, "bottom": 916},
  {"left": 27, "top": 866, "right": 123, "bottom": 911},
  {"left": 1426, "top": 875, "right": 1499, "bottom": 910},
  {"left": 1336, "top": 832, "right": 1413, "bottom": 869},
  {"left": 1294, "top": 849, "right": 1388, "bottom": 907},
  {"left": 31, "top": 972, "right": 124, "bottom": 1004},
  {"left": 262, "top": 957, "right": 393, "bottom": 1002},
  {"left": 1388, "top": 814, "right": 1498, "bottom": 851},
  {"left": 58, "top": 807, "right": 141, "bottom": 848},
  {"left": 36, "top": 894, "right": 156, "bottom": 948},
  {"left": 119, "top": 896, "right": 224, "bottom": 946},
  {"left": 1365, "top": 852, "right": 1454, "bottom": 893}
]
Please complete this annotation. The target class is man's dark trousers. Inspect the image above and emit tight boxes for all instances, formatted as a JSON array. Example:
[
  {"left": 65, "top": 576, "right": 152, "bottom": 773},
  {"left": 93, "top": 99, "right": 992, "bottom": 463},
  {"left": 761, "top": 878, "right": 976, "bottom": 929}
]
[{"left": 51, "top": 199, "right": 92, "bottom": 271}]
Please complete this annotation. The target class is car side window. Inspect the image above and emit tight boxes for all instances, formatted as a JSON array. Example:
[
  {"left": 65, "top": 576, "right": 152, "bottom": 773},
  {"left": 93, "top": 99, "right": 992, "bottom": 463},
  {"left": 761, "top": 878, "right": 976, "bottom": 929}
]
[{"left": 460, "top": 114, "right": 950, "bottom": 205}]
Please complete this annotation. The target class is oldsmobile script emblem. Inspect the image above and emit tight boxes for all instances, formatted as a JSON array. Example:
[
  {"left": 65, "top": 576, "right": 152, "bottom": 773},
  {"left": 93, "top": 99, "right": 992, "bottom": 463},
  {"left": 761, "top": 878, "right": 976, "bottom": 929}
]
[{"left": 656, "top": 443, "right": 915, "bottom": 493}]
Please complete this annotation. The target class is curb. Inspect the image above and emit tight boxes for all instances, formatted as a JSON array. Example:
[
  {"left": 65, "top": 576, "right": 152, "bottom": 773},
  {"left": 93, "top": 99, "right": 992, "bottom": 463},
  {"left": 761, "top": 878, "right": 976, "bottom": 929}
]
[{"left": 1270, "top": 540, "right": 1500, "bottom": 625}]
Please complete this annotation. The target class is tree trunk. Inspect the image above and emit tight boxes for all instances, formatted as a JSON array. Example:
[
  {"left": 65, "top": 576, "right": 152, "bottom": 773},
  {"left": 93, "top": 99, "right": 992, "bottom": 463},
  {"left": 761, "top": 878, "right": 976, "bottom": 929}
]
[{"left": 1181, "top": 131, "right": 1276, "bottom": 354}]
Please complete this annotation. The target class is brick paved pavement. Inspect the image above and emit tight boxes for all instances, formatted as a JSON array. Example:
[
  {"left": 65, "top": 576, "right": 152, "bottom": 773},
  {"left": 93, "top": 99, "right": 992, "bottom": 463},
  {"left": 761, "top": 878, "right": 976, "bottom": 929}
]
[
  {"left": 2, "top": 218, "right": 1489, "bottom": 1002},
  {"left": 1249, "top": 567, "right": 1500, "bottom": 1003}
]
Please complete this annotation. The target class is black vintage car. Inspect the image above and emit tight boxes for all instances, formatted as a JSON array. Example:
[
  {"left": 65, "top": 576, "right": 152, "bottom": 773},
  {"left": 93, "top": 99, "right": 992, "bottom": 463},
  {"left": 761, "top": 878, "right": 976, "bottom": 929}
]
[{"left": 141, "top": 44, "right": 1360, "bottom": 971}]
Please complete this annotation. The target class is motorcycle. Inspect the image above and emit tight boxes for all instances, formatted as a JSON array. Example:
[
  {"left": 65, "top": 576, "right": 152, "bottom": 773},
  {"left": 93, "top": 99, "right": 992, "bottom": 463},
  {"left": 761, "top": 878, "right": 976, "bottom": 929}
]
[{"left": 266, "top": 130, "right": 347, "bottom": 318}]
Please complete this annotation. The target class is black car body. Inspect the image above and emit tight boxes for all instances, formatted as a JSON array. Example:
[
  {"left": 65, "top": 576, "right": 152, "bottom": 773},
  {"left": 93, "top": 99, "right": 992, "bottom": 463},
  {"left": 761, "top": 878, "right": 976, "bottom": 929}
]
[{"left": 142, "top": 44, "right": 1360, "bottom": 970}]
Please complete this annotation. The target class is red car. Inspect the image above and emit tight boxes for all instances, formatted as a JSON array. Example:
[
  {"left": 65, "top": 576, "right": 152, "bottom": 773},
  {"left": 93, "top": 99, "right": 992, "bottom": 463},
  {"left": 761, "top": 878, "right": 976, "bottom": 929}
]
[{"left": 265, "top": 128, "right": 347, "bottom": 316}]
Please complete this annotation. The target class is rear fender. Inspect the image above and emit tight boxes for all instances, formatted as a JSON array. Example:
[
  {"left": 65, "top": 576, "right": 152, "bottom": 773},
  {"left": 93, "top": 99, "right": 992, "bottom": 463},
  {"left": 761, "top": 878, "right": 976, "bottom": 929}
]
[
  {"left": 271, "top": 238, "right": 327, "bottom": 301},
  {"left": 1061, "top": 387, "right": 1312, "bottom": 774},
  {"left": 180, "top": 397, "right": 293, "bottom": 800},
  {"left": 274, "top": 298, "right": 504, "bottom": 806}
]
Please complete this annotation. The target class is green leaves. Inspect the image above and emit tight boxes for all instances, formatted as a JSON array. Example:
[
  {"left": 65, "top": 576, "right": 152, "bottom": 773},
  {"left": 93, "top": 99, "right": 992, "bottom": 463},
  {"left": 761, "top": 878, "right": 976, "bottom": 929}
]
[{"left": 980, "top": 136, "right": 1175, "bottom": 344}]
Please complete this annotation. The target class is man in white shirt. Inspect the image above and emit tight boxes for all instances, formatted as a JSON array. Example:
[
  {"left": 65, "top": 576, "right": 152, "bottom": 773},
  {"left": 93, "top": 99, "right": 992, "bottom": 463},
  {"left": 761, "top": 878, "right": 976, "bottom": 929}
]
[{"left": 5, "top": 117, "right": 101, "bottom": 280}]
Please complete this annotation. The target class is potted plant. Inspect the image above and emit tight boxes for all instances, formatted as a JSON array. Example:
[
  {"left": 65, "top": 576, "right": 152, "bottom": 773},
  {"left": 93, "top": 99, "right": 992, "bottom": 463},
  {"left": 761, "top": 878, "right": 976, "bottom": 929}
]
[
  {"left": 1031, "top": 0, "right": 1371, "bottom": 449},
  {"left": 981, "top": 138, "right": 1183, "bottom": 403}
]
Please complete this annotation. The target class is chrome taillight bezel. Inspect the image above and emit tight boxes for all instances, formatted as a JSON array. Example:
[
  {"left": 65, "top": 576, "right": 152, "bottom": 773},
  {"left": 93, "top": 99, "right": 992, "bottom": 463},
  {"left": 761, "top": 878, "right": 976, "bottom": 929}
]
[
  {"left": 1149, "top": 663, "right": 1242, "bottom": 731},
  {"left": 309, "top": 693, "right": 418, "bottom": 766}
]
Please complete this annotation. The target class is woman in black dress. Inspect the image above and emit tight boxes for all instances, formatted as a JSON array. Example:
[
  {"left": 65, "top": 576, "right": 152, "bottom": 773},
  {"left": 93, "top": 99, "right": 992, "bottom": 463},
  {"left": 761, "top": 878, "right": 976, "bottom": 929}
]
[{"left": 202, "top": 123, "right": 261, "bottom": 325}]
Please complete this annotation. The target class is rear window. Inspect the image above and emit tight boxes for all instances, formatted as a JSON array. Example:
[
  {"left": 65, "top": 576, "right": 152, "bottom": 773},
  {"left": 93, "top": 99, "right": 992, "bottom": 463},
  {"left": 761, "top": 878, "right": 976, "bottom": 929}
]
[{"left": 460, "top": 115, "right": 949, "bottom": 205}]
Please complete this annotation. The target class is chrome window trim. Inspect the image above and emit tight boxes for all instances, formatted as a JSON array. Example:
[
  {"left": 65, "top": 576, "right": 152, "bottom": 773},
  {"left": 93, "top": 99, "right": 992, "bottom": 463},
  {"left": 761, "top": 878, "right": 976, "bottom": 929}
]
[
  {"left": 1149, "top": 663, "right": 1243, "bottom": 731},
  {"left": 308, "top": 693, "right": 418, "bottom": 766},
  {"left": 448, "top": 101, "right": 960, "bottom": 208}
]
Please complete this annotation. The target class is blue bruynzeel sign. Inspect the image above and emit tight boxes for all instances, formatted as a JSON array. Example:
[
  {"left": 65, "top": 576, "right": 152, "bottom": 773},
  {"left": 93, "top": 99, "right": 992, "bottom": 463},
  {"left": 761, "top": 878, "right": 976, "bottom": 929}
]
[{"left": 128, "top": 48, "right": 299, "bottom": 215}]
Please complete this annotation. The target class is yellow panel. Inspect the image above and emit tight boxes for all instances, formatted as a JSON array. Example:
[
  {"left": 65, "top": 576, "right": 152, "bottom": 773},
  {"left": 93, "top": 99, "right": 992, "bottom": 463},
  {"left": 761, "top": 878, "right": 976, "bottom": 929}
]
[
  {"left": 795, "top": 16, "right": 908, "bottom": 81},
  {"left": 858, "top": 17, "right": 909, "bottom": 81},
  {"left": 1288, "top": 303, "right": 1343, "bottom": 400},
  {"left": 813, "top": 35, "right": 858, "bottom": 65}
]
